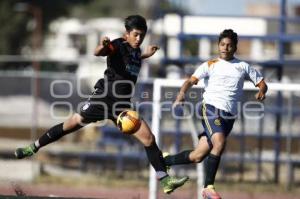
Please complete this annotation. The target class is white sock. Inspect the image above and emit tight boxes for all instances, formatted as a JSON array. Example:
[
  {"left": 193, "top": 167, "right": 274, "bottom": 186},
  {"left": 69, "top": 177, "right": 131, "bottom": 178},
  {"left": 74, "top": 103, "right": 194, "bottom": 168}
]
[
  {"left": 157, "top": 171, "right": 168, "bottom": 180},
  {"left": 34, "top": 140, "right": 40, "bottom": 148}
]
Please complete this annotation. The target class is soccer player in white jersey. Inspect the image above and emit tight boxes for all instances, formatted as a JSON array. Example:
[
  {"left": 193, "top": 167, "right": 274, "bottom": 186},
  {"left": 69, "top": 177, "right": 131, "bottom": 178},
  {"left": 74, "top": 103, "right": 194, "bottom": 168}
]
[{"left": 164, "top": 29, "right": 268, "bottom": 199}]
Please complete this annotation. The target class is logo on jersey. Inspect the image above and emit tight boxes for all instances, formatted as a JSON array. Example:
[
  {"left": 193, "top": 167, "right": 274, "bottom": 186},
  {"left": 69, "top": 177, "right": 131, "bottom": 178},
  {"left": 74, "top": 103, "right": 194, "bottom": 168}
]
[
  {"left": 126, "top": 64, "right": 140, "bottom": 76},
  {"left": 235, "top": 66, "right": 244, "bottom": 73},
  {"left": 82, "top": 103, "right": 90, "bottom": 111},
  {"left": 214, "top": 118, "right": 221, "bottom": 126}
]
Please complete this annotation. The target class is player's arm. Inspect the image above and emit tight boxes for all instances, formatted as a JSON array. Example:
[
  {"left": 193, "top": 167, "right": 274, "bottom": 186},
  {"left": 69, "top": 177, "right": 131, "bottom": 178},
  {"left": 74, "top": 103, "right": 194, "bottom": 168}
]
[
  {"left": 255, "top": 79, "right": 268, "bottom": 101},
  {"left": 94, "top": 37, "right": 113, "bottom": 56},
  {"left": 173, "top": 62, "right": 208, "bottom": 107},
  {"left": 173, "top": 76, "right": 199, "bottom": 108},
  {"left": 244, "top": 63, "right": 268, "bottom": 101},
  {"left": 141, "top": 45, "right": 159, "bottom": 59}
]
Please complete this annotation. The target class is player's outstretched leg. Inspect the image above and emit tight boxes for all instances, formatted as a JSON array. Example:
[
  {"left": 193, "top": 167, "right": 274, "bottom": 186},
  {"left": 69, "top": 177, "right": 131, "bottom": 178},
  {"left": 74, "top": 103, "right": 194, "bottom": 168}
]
[
  {"left": 15, "top": 144, "right": 38, "bottom": 159},
  {"left": 133, "top": 120, "right": 189, "bottom": 194},
  {"left": 15, "top": 114, "right": 84, "bottom": 159},
  {"left": 160, "top": 175, "right": 189, "bottom": 194},
  {"left": 202, "top": 185, "right": 222, "bottom": 199},
  {"left": 163, "top": 136, "right": 211, "bottom": 167}
]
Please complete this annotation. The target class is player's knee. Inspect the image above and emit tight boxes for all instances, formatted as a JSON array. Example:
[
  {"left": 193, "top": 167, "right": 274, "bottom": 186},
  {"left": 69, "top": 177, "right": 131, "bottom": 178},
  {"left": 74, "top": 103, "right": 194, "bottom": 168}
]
[
  {"left": 64, "top": 114, "right": 83, "bottom": 130},
  {"left": 211, "top": 141, "right": 225, "bottom": 154},
  {"left": 190, "top": 151, "right": 206, "bottom": 163},
  {"left": 191, "top": 155, "right": 203, "bottom": 163},
  {"left": 73, "top": 113, "right": 84, "bottom": 123},
  {"left": 143, "top": 134, "right": 155, "bottom": 146},
  {"left": 136, "top": 131, "right": 155, "bottom": 147},
  {"left": 211, "top": 133, "right": 226, "bottom": 153}
]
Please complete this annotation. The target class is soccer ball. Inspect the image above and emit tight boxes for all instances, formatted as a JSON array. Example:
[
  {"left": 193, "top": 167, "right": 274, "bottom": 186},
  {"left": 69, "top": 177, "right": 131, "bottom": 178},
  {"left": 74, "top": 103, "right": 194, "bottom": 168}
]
[{"left": 117, "top": 110, "right": 141, "bottom": 134}]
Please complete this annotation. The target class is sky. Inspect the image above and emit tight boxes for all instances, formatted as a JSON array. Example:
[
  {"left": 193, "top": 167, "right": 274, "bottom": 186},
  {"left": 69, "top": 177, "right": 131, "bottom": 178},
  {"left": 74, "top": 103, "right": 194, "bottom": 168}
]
[{"left": 171, "top": 0, "right": 300, "bottom": 16}]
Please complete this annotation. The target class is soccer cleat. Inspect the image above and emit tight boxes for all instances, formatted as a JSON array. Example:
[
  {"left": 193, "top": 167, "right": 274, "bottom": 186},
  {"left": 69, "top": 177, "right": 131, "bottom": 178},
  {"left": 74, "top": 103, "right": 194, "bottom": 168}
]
[
  {"left": 15, "top": 144, "right": 37, "bottom": 159},
  {"left": 160, "top": 175, "right": 189, "bottom": 194},
  {"left": 202, "top": 185, "right": 222, "bottom": 199},
  {"left": 162, "top": 152, "right": 170, "bottom": 172}
]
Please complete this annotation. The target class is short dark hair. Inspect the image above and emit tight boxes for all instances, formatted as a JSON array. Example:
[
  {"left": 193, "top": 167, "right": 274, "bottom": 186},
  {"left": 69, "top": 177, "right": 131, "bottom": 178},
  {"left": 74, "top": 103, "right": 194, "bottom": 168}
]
[
  {"left": 218, "top": 29, "right": 238, "bottom": 46},
  {"left": 125, "top": 15, "right": 147, "bottom": 32}
]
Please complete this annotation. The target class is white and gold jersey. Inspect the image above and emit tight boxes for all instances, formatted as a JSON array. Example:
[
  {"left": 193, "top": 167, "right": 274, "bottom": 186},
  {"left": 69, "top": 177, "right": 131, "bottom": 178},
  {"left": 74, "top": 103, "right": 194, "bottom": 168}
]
[{"left": 192, "top": 58, "right": 263, "bottom": 115}]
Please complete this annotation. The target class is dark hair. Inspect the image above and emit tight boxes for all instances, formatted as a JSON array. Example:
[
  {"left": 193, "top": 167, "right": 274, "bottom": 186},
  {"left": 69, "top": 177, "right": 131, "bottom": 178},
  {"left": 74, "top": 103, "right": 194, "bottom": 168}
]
[
  {"left": 218, "top": 29, "right": 238, "bottom": 46},
  {"left": 125, "top": 15, "right": 147, "bottom": 32}
]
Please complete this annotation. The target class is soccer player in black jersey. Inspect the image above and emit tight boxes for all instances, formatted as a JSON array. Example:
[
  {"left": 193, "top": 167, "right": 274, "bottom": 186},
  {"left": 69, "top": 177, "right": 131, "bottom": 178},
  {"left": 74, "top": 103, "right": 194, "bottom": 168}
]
[{"left": 15, "top": 15, "right": 188, "bottom": 194}]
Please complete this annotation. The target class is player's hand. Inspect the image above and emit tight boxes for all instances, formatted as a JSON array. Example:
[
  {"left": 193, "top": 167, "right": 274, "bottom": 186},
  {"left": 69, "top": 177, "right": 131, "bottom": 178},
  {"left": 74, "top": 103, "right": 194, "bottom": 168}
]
[
  {"left": 145, "top": 45, "right": 160, "bottom": 56},
  {"left": 172, "top": 93, "right": 185, "bottom": 109},
  {"left": 172, "top": 100, "right": 184, "bottom": 109},
  {"left": 255, "top": 91, "right": 266, "bottom": 101},
  {"left": 101, "top": 37, "right": 110, "bottom": 47}
]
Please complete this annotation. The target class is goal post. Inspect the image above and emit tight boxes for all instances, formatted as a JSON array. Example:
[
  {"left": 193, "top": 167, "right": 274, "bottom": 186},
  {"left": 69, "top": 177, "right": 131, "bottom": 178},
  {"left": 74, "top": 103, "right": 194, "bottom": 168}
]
[
  {"left": 148, "top": 78, "right": 300, "bottom": 199},
  {"left": 149, "top": 78, "right": 205, "bottom": 199}
]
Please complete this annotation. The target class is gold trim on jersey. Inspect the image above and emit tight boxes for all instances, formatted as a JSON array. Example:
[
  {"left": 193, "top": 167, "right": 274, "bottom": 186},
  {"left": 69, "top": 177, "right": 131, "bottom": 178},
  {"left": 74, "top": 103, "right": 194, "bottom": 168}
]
[
  {"left": 207, "top": 58, "right": 219, "bottom": 68},
  {"left": 191, "top": 76, "right": 199, "bottom": 84},
  {"left": 202, "top": 102, "right": 214, "bottom": 136}
]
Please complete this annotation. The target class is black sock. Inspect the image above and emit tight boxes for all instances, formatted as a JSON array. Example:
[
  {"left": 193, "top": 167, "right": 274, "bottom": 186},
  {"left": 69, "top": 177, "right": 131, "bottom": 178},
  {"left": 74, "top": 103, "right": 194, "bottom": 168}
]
[
  {"left": 144, "top": 142, "right": 167, "bottom": 175},
  {"left": 164, "top": 150, "right": 193, "bottom": 166},
  {"left": 36, "top": 123, "right": 82, "bottom": 149},
  {"left": 204, "top": 153, "right": 221, "bottom": 187}
]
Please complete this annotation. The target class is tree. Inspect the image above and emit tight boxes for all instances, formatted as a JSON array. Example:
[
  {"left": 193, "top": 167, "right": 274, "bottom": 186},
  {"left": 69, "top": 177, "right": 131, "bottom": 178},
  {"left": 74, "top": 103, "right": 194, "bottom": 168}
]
[
  {"left": 0, "top": 0, "right": 187, "bottom": 55},
  {"left": 0, "top": 0, "right": 29, "bottom": 54},
  {"left": 0, "top": 0, "right": 87, "bottom": 55}
]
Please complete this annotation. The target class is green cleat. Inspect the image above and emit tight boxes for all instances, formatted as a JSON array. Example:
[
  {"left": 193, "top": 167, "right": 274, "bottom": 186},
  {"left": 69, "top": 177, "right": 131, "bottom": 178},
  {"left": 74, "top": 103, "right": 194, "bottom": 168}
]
[
  {"left": 15, "top": 144, "right": 37, "bottom": 159},
  {"left": 160, "top": 175, "right": 189, "bottom": 194}
]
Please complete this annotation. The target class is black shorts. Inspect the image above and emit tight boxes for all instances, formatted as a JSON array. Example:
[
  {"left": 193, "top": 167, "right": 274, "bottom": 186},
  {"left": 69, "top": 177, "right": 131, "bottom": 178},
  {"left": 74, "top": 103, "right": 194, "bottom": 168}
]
[
  {"left": 80, "top": 88, "right": 132, "bottom": 123},
  {"left": 200, "top": 103, "right": 235, "bottom": 138}
]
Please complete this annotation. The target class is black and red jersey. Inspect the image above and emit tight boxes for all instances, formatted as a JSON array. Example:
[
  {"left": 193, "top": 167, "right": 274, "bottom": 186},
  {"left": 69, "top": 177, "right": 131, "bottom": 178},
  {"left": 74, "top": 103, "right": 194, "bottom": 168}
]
[{"left": 94, "top": 37, "right": 142, "bottom": 98}]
